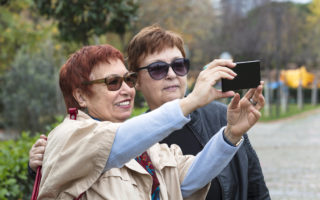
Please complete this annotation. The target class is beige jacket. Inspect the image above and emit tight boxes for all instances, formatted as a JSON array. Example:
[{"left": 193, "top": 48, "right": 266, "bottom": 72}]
[
  {"left": 83, "top": 143, "right": 209, "bottom": 200},
  {"left": 39, "top": 110, "right": 209, "bottom": 200},
  {"left": 38, "top": 110, "right": 120, "bottom": 199}
]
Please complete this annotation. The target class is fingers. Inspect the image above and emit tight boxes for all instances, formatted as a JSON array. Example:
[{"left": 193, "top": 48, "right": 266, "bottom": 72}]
[
  {"left": 229, "top": 93, "right": 241, "bottom": 109},
  {"left": 244, "top": 88, "right": 256, "bottom": 100},
  {"left": 29, "top": 151, "right": 45, "bottom": 171},
  {"left": 249, "top": 84, "right": 265, "bottom": 110},
  {"left": 219, "top": 91, "right": 235, "bottom": 99},
  {"left": 29, "top": 136, "right": 47, "bottom": 171},
  {"left": 202, "top": 66, "right": 237, "bottom": 87},
  {"left": 29, "top": 159, "right": 43, "bottom": 172},
  {"left": 248, "top": 106, "right": 262, "bottom": 125},
  {"left": 205, "top": 59, "right": 236, "bottom": 70},
  {"left": 32, "top": 145, "right": 46, "bottom": 154},
  {"left": 39, "top": 134, "right": 48, "bottom": 140},
  {"left": 33, "top": 137, "right": 47, "bottom": 148}
]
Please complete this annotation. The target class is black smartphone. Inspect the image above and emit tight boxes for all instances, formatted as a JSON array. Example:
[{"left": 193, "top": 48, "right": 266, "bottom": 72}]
[{"left": 221, "top": 60, "right": 261, "bottom": 92}]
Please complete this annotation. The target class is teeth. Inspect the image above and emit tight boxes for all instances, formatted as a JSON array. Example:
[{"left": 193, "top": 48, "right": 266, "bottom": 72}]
[{"left": 118, "top": 101, "right": 130, "bottom": 106}]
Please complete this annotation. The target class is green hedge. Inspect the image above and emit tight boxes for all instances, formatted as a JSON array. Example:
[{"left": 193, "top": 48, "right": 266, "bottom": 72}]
[
  {"left": 0, "top": 132, "right": 40, "bottom": 200},
  {"left": 0, "top": 116, "right": 63, "bottom": 200}
]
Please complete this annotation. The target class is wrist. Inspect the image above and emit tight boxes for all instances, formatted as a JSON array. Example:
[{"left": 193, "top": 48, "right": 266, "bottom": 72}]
[
  {"left": 180, "top": 94, "right": 199, "bottom": 116},
  {"left": 28, "top": 162, "right": 37, "bottom": 179},
  {"left": 224, "top": 126, "right": 242, "bottom": 146}
]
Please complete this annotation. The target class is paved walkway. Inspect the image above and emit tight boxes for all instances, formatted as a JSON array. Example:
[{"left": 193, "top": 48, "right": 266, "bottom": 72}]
[{"left": 248, "top": 109, "right": 320, "bottom": 200}]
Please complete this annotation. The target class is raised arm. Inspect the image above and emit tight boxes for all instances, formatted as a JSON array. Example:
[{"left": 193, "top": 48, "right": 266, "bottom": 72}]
[{"left": 181, "top": 83, "right": 265, "bottom": 198}]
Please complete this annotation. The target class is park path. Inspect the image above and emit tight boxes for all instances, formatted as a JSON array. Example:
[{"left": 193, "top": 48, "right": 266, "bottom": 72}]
[{"left": 248, "top": 109, "right": 320, "bottom": 200}]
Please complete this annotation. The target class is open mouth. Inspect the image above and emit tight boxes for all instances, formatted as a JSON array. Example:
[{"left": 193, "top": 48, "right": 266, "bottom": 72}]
[{"left": 116, "top": 100, "right": 130, "bottom": 106}]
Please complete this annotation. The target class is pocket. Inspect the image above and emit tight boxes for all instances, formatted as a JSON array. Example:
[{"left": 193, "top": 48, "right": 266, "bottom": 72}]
[
  {"left": 96, "top": 168, "right": 140, "bottom": 199},
  {"left": 103, "top": 167, "right": 137, "bottom": 185}
]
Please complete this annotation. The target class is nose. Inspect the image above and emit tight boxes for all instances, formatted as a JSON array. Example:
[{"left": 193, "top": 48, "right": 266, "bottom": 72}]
[
  {"left": 166, "top": 66, "right": 177, "bottom": 79},
  {"left": 119, "top": 80, "right": 134, "bottom": 95}
]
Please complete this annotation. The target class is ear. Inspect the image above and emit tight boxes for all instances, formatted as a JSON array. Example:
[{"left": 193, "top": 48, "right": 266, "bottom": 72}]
[{"left": 73, "top": 88, "right": 87, "bottom": 108}]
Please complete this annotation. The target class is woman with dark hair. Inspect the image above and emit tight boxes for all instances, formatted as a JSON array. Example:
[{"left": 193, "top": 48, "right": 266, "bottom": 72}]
[{"left": 127, "top": 25, "right": 269, "bottom": 200}]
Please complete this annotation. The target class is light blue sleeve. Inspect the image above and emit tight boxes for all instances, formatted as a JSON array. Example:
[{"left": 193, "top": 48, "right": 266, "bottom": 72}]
[
  {"left": 104, "top": 99, "right": 190, "bottom": 171},
  {"left": 181, "top": 127, "right": 243, "bottom": 197}
]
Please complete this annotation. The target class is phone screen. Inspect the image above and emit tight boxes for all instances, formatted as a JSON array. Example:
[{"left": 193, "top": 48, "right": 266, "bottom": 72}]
[{"left": 221, "top": 60, "right": 261, "bottom": 92}]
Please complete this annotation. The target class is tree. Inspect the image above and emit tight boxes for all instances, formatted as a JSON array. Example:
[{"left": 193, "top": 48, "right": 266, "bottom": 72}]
[
  {"left": 0, "top": 0, "right": 54, "bottom": 73},
  {"left": 0, "top": 43, "right": 62, "bottom": 133},
  {"left": 33, "top": 0, "right": 139, "bottom": 45},
  {"left": 213, "top": 1, "right": 309, "bottom": 70},
  {"left": 307, "top": 0, "right": 320, "bottom": 66},
  {"left": 132, "top": 0, "right": 218, "bottom": 69}
]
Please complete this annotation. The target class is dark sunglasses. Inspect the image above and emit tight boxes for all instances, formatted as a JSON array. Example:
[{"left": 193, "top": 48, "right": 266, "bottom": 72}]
[
  {"left": 82, "top": 72, "right": 138, "bottom": 91},
  {"left": 137, "top": 58, "right": 190, "bottom": 80}
]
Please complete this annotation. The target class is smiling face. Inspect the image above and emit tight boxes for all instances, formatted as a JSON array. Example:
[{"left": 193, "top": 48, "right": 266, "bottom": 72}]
[
  {"left": 136, "top": 47, "right": 187, "bottom": 110},
  {"left": 81, "top": 59, "right": 135, "bottom": 122}
]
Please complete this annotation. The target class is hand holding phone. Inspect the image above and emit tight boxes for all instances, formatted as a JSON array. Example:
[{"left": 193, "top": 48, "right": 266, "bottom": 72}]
[{"left": 222, "top": 60, "right": 261, "bottom": 92}]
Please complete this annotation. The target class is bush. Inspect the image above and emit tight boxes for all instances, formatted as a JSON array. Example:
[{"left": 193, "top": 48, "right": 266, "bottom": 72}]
[
  {"left": 0, "top": 44, "right": 63, "bottom": 133},
  {"left": 0, "top": 132, "right": 40, "bottom": 200},
  {"left": 0, "top": 115, "right": 63, "bottom": 200}
]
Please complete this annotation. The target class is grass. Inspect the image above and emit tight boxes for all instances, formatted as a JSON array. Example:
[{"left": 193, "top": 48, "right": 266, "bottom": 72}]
[{"left": 260, "top": 103, "right": 320, "bottom": 122}]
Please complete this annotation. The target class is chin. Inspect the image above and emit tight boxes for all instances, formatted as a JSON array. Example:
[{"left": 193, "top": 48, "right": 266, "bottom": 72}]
[
  {"left": 166, "top": 93, "right": 184, "bottom": 101},
  {"left": 118, "top": 113, "right": 132, "bottom": 122}
]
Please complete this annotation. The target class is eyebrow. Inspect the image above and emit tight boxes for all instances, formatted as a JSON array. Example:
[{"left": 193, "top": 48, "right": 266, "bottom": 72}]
[{"left": 146, "top": 56, "right": 183, "bottom": 64}]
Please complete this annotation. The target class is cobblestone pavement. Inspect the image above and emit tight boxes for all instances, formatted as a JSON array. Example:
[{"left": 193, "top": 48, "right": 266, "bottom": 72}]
[{"left": 248, "top": 109, "right": 320, "bottom": 200}]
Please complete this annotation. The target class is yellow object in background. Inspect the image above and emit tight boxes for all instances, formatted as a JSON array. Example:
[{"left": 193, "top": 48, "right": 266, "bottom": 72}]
[{"left": 280, "top": 66, "right": 315, "bottom": 88}]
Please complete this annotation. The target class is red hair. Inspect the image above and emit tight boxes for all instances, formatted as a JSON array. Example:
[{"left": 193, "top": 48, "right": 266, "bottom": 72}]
[{"left": 59, "top": 44, "right": 124, "bottom": 111}]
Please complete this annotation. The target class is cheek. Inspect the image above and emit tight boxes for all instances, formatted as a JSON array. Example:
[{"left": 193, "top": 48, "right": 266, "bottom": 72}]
[
  {"left": 180, "top": 77, "right": 187, "bottom": 88},
  {"left": 131, "top": 88, "right": 136, "bottom": 99}
]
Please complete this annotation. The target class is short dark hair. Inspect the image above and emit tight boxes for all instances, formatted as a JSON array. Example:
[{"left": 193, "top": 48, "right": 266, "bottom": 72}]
[{"left": 127, "top": 25, "right": 185, "bottom": 72}]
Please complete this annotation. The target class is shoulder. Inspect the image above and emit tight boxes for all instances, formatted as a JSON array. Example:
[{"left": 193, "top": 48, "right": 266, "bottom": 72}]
[
  {"left": 47, "top": 113, "right": 120, "bottom": 152},
  {"left": 149, "top": 143, "right": 193, "bottom": 164}
]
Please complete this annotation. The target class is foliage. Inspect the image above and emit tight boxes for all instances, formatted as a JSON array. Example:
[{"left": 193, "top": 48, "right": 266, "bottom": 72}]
[
  {"left": 0, "top": 43, "right": 62, "bottom": 133},
  {"left": 0, "top": 132, "right": 40, "bottom": 200},
  {"left": 306, "top": 0, "right": 320, "bottom": 65},
  {"left": 0, "top": 0, "right": 55, "bottom": 73},
  {"left": 132, "top": 0, "right": 217, "bottom": 69},
  {"left": 33, "top": 0, "right": 139, "bottom": 45},
  {"left": 213, "top": 1, "right": 311, "bottom": 70},
  {"left": 0, "top": 114, "right": 63, "bottom": 200},
  {"left": 131, "top": 106, "right": 148, "bottom": 117}
]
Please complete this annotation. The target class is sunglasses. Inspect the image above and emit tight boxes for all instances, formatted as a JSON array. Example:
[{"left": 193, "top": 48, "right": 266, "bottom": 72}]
[
  {"left": 82, "top": 72, "right": 138, "bottom": 91},
  {"left": 137, "top": 58, "right": 190, "bottom": 80}
]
